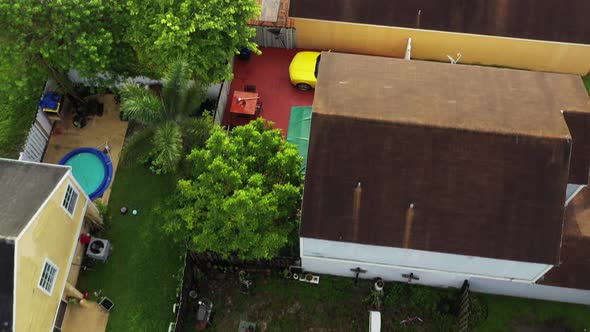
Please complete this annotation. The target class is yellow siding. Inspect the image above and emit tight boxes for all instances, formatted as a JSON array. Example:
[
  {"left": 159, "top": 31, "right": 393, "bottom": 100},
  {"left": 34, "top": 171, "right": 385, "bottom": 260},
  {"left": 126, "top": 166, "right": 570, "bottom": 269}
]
[
  {"left": 294, "top": 18, "right": 590, "bottom": 75},
  {"left": 15, "top": 174, "right": 87, "bottom": 332}
]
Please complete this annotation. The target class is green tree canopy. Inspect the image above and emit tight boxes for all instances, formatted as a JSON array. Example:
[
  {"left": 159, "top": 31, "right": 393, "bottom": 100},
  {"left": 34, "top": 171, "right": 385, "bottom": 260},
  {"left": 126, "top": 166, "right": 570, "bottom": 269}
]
[
  {"left": 124, "top": 0, "right": 260, "bottom": 83},
  {"left": 0, "top": 46, "right": 45, "bottom": 158},
  {"left": 163, "top": 119, "right": 303, "bottom": 260},
  {"left": 0, "top": 0, "right": 133, "bottom": 92},
  {"left": 120, "top": 59, "right": 210, "bottom": 173},
  {"left": 0, "top": 0, "right": 259, "bottom": 90}
]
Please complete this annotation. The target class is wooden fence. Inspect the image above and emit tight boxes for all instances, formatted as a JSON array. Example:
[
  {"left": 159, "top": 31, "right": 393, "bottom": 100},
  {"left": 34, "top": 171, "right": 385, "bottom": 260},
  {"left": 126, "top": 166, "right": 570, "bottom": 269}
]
[{"left": 19, "top": 109, "right": 52, "bottom": 162}]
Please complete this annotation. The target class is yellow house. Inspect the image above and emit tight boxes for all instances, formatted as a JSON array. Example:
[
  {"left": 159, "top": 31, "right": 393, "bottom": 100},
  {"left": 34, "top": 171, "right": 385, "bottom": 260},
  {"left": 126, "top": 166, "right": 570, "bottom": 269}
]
[{"left": 0, "top": 159, "right": 106, "bottom": 332}]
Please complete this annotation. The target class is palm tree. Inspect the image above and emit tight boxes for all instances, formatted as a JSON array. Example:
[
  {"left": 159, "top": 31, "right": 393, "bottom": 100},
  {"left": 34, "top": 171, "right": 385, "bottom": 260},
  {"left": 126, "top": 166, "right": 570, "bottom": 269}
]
[{"left": 120, "top": 60, "right": 210, "bottom": 173}]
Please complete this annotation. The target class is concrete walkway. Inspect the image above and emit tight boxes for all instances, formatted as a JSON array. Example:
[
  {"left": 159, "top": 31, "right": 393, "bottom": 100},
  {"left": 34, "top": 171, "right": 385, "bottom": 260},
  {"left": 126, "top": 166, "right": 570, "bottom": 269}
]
[{"left": 61, "top": 301, "right": 109, "bottom": 332}]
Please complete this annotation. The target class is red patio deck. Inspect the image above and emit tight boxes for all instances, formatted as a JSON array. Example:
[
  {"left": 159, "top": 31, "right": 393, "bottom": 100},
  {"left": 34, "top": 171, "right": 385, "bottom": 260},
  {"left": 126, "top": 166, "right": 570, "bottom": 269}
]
[{"left": 223, "top": 47, "right": 314, "bottom": 135}]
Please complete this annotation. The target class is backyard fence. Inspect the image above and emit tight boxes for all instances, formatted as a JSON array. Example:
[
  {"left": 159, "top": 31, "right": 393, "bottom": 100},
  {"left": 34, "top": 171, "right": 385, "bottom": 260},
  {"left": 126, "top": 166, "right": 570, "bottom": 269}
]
[
  {"left": 214, "top": 80, "right": 232, "bottom": 125},
  {"left": 213, "top": 58, "right": 234, "bottom": 125},
  {"left": 187, "top": 251, "right": 300, "bottom": 270},
  {"left": 458, "top": 281, "right": 470, "bottom": 332},
  {"left": 172, "top": 252, "right": 194, "bottom": 332},
  {"left": 173, "top": 250, "right": 300, "bottom": 330},
  {"left": 18, "top": 109, "right": 52, "bottom": 162},
  {"left": 251, "top": 26, "right": 297, "bottom": 49}
]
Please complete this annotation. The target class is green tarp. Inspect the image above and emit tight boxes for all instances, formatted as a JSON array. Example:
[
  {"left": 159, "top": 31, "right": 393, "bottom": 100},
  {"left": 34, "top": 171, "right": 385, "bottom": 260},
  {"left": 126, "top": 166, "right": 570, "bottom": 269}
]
[{"left": 287, "top": 106, "right": 312, "bottom": 175}]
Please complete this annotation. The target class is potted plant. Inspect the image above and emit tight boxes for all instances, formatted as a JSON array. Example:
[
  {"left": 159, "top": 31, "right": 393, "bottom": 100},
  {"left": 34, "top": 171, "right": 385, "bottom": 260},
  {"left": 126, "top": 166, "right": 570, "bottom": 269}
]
[
  {"left": 305, "top": 273, "right": 314, "bottom": 282},
  {"left": 282, "top": 268, "right": 292, "bottom": 279},
  {"left": 364, "top": 289, "right": 383, "bottom": 311}
]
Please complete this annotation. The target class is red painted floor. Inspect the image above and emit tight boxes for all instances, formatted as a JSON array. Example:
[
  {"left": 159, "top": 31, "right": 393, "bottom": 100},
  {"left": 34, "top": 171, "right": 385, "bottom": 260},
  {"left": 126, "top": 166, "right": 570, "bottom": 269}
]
[{"left": 223, "top": 47, "right": 314, "bottom": 136}]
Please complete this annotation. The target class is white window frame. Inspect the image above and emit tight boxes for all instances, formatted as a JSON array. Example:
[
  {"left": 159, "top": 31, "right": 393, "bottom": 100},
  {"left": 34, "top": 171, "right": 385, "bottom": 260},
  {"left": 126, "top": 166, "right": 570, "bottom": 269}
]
[
  {"left": 38, "top": 258, "right": 59, "bottom": 296},
  {"left": 61, "top": 183, "right": 79, "bottom": 218}
]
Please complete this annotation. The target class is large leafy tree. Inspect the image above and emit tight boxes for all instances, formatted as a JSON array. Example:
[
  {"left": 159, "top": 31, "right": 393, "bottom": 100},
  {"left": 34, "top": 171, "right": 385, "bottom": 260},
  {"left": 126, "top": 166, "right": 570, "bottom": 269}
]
[
  {"left": 1, "top": 0, "right": 260, "bottom": 88},
  {"left": 163, "top": 119, "right": 303, "bottom": 260},
  {"left": 0, "top": 47, "right": 45, "bottom": 158},
  {"left": 125, "top": 0, "right": 260, "bottom": 83},
  {"left": 120, "top": 60, "right": 209, "bottom": 173},
  {"left": 0, "top": 0, "right": 134, "bottom": 94}
]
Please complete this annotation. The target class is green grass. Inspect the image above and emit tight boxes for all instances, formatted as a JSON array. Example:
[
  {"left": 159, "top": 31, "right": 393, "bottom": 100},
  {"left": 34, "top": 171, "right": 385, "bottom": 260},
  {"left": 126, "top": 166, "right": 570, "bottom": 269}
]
[
  {"left": 198, "top": 275, "right": 373, "bottom": 332},
  {"left": 583, "top": 75, "right": 590, "bottom": 95},
  {"left": 186, "top": 274, "right": 458, "bottom": 331},
  {"left": 184, "top": 271, "right": 590, "bottom": 332},
  {"left": 78, "top": 161, "right": 183, "bottom": 332},
  {"left": 476, "top": 294, "right": 590, "bottom": 331}
]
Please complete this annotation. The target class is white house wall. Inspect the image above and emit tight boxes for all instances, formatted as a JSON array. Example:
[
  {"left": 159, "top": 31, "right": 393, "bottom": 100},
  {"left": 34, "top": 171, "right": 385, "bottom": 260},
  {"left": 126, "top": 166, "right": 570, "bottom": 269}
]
[
  {"left": 301, "top": 238, "right": 551, "bottom": 281},
  {"left": 67, "top": 70, "right": 222, "bottom": 100},
  {"left": 469, "top": 277, "right": 590, "bottom": 305},
  {"left": 301, "top": 255, "right": 590, "bottom": 305},
  {"left": 302, "top": 255, "right": 468, "bottom": 288}
]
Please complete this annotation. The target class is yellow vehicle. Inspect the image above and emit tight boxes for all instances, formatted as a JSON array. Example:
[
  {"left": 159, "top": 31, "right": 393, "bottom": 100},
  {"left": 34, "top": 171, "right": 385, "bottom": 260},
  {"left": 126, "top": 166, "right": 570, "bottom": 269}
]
[{"left": 289, "top": 51, "right": 321, "bottom": 91}]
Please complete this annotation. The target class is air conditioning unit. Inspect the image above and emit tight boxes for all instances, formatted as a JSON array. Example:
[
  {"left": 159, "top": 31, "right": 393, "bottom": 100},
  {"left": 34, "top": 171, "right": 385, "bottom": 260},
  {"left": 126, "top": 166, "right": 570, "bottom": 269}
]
[{"left": 86, "top": 237, "right": 112, "bottom": 262}]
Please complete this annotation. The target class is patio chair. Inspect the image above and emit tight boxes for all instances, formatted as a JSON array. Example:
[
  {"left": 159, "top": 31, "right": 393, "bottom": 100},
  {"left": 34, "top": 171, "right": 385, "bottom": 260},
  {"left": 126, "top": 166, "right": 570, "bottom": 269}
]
[{"left": 255, "top": 101, "right": 263, "bottom": 118}]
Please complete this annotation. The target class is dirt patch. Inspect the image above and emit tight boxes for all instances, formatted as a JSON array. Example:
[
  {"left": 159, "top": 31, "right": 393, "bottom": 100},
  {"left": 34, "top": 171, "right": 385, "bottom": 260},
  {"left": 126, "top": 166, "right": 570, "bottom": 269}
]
[{"left": 286, "top": 301, "right": 301, "bottom": 315}]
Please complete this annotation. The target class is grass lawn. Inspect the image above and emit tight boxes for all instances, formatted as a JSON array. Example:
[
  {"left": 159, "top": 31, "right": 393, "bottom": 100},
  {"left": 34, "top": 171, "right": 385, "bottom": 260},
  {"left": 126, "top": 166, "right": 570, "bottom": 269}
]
[
  {"left": 181, "top": 270, "right": 590, "bottom": 332},
  {"left": 77, "top": 160, "right": 184, "bottom": 332},
  {"left": 184, "top": 272, "right": 454, "bottom": 331},
  {"left": 476, "top": 294, "right": 590, "bottom": 331},
  {"left": 583, "top": 75, "right": 590, "bottom": 95},
  {"left": 202, "top": 275, "right": 373, "bottom": 331}
]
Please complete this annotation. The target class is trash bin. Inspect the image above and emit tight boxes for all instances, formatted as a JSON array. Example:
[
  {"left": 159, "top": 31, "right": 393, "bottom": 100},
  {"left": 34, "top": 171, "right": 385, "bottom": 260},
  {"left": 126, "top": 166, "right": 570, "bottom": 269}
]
[{"left": 238, "top": 46, "right": 252, "bottom": 61}]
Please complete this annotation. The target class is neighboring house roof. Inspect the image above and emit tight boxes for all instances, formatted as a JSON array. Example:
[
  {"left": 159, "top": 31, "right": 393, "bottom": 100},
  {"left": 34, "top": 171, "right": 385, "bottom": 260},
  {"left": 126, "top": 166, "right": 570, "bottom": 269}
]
[
  {"left": 312, "top": 54, "right": 589, "bottom": 139},
  {"left": 289, "top": 0, "right": 590, "bottom": 45},
  {"left": 541, "top": 186, "right": 590, "bottom": 290},
  {"left": 0, "top": 159, "right": 68, "bottom": 238},
  {"left": 301, "top": 52, "right": 590, "bottom": 265}
]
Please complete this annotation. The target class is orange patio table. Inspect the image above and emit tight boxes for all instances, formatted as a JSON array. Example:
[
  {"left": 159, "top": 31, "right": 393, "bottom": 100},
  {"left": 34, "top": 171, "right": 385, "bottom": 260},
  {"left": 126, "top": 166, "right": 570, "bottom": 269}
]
[{"left": 230, "top": 91, "right": 259, "bottom": 116}]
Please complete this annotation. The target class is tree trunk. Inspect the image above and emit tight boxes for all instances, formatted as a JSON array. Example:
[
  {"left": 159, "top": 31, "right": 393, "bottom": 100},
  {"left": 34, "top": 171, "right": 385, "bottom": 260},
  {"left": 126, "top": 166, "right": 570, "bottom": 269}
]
[{"left": 37, "top": 54, "right": 87, "bottom": 105}]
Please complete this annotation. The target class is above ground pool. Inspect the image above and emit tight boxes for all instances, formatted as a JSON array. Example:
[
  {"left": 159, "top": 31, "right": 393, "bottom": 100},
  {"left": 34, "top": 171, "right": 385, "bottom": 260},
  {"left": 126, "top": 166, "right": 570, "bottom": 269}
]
[{"left": 59, "top": 148, "right": 113, "bottom": 200}]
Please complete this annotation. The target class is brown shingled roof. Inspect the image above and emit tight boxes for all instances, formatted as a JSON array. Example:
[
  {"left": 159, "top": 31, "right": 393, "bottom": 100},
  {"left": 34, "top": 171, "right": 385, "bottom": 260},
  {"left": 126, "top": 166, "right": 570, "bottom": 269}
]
[
  {"left": 300, "top": 53, "right": 590, "bottom": 264},
  {"left": 313, "top": 53, "right": 589, "bottom": 139},
  {"left": 541, "top": 186, "right": 590, "bottom": 290}
]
